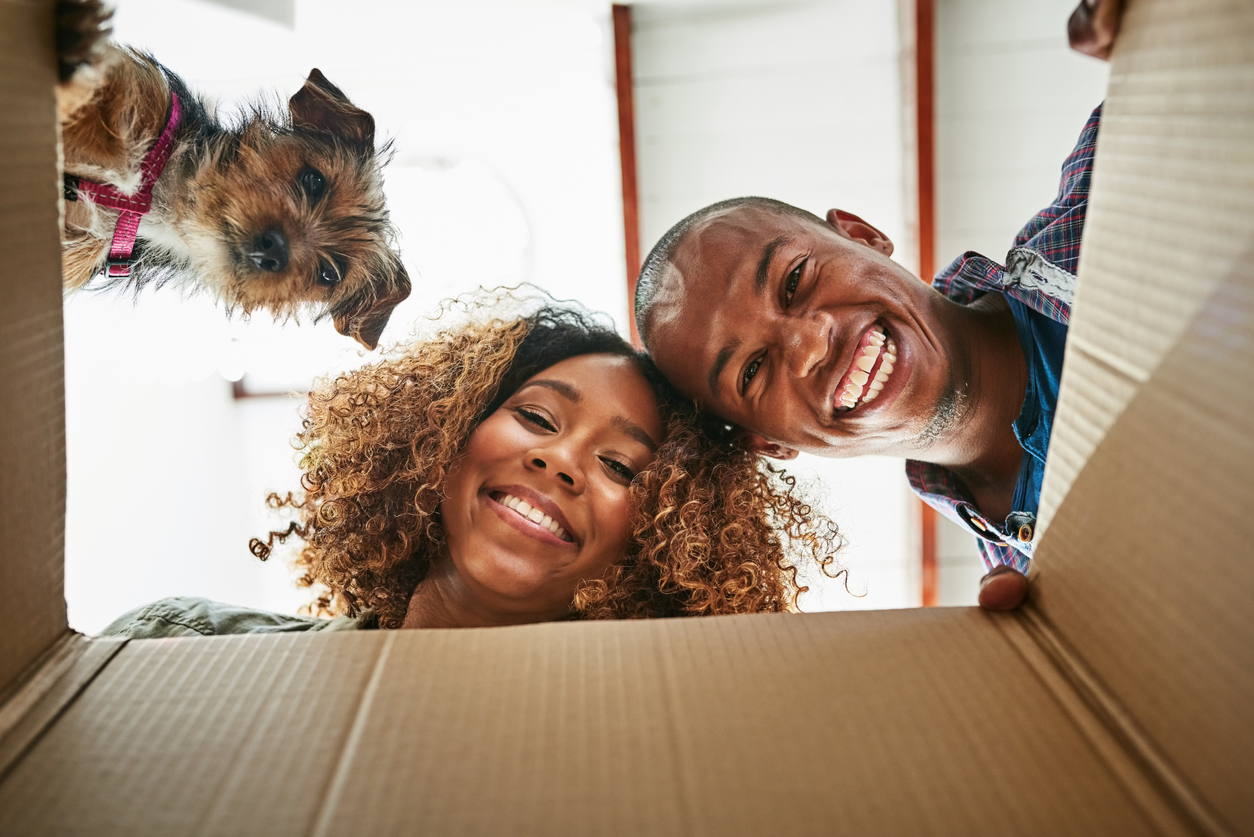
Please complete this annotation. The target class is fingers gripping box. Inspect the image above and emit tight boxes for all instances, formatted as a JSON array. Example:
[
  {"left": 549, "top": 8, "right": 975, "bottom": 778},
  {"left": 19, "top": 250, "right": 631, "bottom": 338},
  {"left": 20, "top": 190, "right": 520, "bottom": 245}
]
[{"left": 0, "top": 0, "right": 1250, "bottom": 834}]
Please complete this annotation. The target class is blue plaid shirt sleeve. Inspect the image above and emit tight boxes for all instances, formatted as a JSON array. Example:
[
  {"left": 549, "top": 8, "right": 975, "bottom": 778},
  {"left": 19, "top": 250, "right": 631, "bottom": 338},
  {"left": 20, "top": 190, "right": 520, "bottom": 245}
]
[
  {"left": 1012, "top": 103, "right": 1102, "bottom": 275},
  {"left": 976, "top": 538, "right": 1027, "bottom": 575}
]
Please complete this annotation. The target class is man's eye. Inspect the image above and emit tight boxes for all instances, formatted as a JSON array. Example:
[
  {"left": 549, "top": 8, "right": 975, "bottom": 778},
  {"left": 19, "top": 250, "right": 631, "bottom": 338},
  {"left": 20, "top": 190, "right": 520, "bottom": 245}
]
[
  {"left": 742, "top": 357, "right": 762, "bottom": 391},
  {"left": 783, "top": 263, "right": 803, "bottom": 306},
  {"left": 602, "top": 457, "right": 636, "bottom": 481},
  {"left": 517, "top": 408, "right": 556, "bottom": 431}
]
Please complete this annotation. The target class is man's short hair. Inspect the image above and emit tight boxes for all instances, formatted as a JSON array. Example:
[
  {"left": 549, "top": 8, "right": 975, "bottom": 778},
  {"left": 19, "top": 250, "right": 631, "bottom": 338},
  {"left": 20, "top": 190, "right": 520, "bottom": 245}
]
[{"left": 634, "top": 196, "right": 825, "bottom": 347}]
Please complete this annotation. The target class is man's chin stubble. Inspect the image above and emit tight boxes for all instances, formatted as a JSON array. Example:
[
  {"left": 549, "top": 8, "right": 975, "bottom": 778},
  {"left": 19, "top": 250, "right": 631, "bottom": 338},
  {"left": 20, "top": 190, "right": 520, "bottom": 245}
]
[{"left": 912, "top": 385, "right": 967, "bottom": 450}]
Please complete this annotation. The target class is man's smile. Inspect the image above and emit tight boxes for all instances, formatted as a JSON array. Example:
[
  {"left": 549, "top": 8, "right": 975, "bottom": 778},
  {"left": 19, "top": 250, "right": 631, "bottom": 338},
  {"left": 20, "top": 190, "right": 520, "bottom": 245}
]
[{"left": 833, "top": 323, "right": 898, "bottom": 413}]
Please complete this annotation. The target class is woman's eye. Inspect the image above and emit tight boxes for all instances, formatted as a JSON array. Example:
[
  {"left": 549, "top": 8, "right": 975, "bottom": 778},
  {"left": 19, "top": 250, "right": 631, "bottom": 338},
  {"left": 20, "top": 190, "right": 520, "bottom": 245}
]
[
  {"left": 742, "top": 357, "right": 762, "bottom": 391},
  {"left": 602, "top": 457, "right": 636, "bottom": 481},
  {"left": 783, "top": 263, "right": 803, "bottom": 306},
  {"left": 517, "top": 408, "right": 556, "bottom": 432},
  {"left": 300, "top": 166, "right": 327, "bottom": 199}
]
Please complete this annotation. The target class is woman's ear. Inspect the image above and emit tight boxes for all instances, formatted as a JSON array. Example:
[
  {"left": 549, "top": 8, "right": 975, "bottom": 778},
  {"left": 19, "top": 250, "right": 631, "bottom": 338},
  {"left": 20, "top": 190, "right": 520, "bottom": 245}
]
[
  {"left": 826, "top": 208, "right": 895, "bottom": 257},
  {"left": 737, "top": 431, "right": 800, "bottom": 461}
]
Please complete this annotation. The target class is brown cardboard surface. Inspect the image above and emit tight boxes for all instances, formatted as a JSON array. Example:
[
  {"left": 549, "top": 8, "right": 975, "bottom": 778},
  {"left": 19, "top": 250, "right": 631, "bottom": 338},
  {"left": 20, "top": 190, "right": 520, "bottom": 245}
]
[
  {"left": 1026, "top": 0, "right": 1254, "bottom": 831},
  {"left": 1038, "top": 0, "right": 1254, "bottom": 534},
  {"left": 0, "top": 610, "right": 1166, "bottom": 837},
  {"left": 0, "top": 635, "right": 123, "bottom": 778},
  {"left": 0, "top": 631, "right": 388, "bottom": 835},
  {"left": 1030, "top": 270, "right": 1254, "bottom": 834},
  {"left": 0, "top": 0, "right": 71, "bottom": 694}
]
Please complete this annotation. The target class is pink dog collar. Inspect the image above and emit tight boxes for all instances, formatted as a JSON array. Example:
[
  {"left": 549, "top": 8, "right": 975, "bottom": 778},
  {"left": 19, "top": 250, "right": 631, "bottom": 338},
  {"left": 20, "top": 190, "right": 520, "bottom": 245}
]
[{"left": 69, "top": 91, "right": 182, "bottom": 279}]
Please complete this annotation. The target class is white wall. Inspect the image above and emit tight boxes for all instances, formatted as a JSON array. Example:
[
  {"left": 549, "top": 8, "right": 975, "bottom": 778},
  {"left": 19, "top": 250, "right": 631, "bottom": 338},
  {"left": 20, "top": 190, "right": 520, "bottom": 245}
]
[
  {"left": 633, "top": 0, "right": 911, "bottom": 263},
  {"left": 935, "top": 0, "right": 1110, "bottom": 268},
  {"left": 65, "top": 0, "right": 630, "bottom": 633},
  {"left": 633, "top": 0, "right": 920, "bottom": 611}
]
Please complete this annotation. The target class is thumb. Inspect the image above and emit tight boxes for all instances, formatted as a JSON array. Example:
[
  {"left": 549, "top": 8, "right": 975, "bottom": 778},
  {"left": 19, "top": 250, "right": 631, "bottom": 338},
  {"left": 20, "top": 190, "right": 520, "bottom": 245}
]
[{"left": 978, "top": 566, "right": 1028, "bottom": 611}]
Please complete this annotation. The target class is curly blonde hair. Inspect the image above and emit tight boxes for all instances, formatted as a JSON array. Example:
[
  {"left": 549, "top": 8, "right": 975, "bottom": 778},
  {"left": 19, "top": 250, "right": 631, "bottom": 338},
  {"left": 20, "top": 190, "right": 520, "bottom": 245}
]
[{"left": 252, "top": 305, "right": 842, "bottom": 628}]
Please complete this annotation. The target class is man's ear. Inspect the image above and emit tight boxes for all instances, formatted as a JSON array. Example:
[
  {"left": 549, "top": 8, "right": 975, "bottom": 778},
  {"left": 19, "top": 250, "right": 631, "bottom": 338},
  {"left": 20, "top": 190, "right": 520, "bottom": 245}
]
[
  {"left": 738, "top": 431, "right": 800, "bottom": 461},
  {"left": 826, "top": 208, "right": 894, "bottom": 257}
]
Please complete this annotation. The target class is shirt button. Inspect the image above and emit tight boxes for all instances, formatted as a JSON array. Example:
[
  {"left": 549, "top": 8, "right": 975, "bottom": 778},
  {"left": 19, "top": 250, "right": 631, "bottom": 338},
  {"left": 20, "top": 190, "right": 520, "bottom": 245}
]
[{"left": 1018, "top": 523, "right": 1034, "bottom": 543}]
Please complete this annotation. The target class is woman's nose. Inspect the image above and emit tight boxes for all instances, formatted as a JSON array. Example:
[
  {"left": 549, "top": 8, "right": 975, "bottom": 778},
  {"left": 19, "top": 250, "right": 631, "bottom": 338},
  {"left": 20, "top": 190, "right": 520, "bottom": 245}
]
[
  {"left": 527, "top": 445, "right": 584, "bottom": 491},
  {"left": 784, "top": 311, "right": 833, "bottom": 378}
]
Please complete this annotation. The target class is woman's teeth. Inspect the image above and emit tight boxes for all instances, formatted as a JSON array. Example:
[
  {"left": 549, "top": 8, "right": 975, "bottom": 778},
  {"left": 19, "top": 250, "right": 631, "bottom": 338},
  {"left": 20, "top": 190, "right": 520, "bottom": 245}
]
[
  {"left": 498, "top": 493, "right": 573, "bottom": 542},
  {"left": 838, "top": 328, "right": 897, "bottom": 411}
]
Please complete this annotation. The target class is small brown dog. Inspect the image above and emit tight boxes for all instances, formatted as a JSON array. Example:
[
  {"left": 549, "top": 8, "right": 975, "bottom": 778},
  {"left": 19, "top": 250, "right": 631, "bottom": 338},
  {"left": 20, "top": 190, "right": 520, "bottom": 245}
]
[{"left": 55, "top": 0, "right": 410, "bottom": 349}]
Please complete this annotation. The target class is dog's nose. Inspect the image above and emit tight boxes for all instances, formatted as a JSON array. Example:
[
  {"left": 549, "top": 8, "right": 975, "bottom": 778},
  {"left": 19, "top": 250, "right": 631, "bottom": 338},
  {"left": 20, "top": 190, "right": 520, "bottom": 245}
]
[{"left": 249, "top": 229, "right": 289, "bottom": 272}]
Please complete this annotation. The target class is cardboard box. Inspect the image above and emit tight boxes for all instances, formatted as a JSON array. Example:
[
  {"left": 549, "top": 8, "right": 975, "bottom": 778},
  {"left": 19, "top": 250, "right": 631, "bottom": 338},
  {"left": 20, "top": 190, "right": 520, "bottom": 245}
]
[{"left": 0, "top": 0, "right": 1250, "bottom": 833}]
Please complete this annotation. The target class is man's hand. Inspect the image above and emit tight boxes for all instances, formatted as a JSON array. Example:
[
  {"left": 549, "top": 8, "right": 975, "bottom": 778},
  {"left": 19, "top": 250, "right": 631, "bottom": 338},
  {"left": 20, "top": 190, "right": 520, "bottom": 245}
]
[
  {"left": 978, "top": 565, "right": 1028, "bottom": 610},
  {"left": 1068, "top": 0, "right": 1123, "bottom": 61}
]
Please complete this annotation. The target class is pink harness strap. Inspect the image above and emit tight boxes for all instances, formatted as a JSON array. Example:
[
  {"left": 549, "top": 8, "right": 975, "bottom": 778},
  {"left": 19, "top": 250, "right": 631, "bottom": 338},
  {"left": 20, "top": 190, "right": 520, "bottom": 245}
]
[{"left": 72, "top": 91, "right": 183, "bottom": 279}]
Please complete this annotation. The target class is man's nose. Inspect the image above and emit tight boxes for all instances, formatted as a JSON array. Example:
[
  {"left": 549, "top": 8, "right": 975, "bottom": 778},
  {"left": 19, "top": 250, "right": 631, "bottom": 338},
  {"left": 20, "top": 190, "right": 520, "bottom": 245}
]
[
  {"left": 526, "top": 441, "right": 585, "bottom": 492},
  {"left": 783, "top": 311, "right": 834, "bottom": 378}
]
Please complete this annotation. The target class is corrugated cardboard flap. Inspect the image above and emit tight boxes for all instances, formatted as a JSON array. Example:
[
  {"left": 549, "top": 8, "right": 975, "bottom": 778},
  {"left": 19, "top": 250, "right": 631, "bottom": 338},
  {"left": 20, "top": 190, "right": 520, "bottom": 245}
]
[
  {"left": 1030, "top": 0, "right": 1254, "bottom": 833},
  {"left": 1039, "top": 0, "right": 1254, "bottom": 533},
  {"left": 0, "top": 610, "right": 1176, "bottom": 836},
  {"left": 0, "top": 0, "right": 72, "bottom": 695}
]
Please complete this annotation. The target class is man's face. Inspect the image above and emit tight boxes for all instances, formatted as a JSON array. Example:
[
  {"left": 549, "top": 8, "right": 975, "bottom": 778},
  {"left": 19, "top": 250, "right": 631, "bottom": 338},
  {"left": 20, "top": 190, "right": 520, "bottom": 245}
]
[{"left": 645, "top": 206, "right": 962, "bottom": 458}]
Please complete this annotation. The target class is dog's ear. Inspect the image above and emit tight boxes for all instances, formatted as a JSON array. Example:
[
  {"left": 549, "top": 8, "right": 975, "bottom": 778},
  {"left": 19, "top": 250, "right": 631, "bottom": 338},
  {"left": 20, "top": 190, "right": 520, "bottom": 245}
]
[
  {"left": 334, "top": 263, "right": 412, "bottom": 350},
  {"left": 289, "top": 69, "right": 375, "bottom": 148}
]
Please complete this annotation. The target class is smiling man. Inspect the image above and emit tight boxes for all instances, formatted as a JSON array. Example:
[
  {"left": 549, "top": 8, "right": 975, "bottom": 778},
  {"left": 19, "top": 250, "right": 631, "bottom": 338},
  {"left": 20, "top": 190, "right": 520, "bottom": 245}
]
[{"left": 636, "top": 106, "right": 1102, "bottom": 596}]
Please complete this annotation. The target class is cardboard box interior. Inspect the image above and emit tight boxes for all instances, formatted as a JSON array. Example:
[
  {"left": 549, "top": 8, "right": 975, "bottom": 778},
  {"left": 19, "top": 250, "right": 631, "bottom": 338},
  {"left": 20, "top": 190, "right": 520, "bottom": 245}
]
[{"left": 0, "top": 0, "right": 1250, "bottom": 834}]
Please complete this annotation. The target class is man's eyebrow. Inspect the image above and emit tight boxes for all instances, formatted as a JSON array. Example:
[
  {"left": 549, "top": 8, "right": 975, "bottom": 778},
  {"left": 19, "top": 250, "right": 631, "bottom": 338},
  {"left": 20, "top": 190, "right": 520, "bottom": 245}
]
[
  {"left": 756, "top": 235, "right": 793, "bottom": 293},
  {"left": 708, "top": 338, "right": 742, "bottom": 399},
  {"left": 612, "top": 416, "right": 659, "bottom": 452},
  {"left": 518, "top": 379, "right": 582, "bottom": 403},
  {"left": 704, "top": 235, "right": 792, "bottom": 398}
]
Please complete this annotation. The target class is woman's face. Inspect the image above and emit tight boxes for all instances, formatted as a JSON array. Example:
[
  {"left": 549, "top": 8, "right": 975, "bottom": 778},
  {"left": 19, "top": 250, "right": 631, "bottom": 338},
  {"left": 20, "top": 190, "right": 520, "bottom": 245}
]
[{"left": 438, "top": 353, "right": 664, "bottom": 623}]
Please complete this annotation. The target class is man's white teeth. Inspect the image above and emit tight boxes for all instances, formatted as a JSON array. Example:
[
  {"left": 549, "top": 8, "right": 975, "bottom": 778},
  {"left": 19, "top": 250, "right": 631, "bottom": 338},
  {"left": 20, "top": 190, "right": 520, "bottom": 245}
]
[
  {"left": 840, "top": 334, "right": 898, "bottom": 410},
  {"left": 500, "top": 494, "right": 572, "bottom": 541}
]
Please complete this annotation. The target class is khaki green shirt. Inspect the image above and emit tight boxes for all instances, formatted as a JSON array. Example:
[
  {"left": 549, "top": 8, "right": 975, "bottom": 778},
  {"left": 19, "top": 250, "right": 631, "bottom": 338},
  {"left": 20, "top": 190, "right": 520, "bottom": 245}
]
[{"left": 100, "top": 597, "right": 372, "bottom": 638}]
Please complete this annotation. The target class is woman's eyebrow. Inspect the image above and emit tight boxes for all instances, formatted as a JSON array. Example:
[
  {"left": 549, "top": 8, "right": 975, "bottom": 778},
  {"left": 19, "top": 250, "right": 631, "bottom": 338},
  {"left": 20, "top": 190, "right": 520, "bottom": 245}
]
[
  {"left": 519, "top": 379, "right": 582, "bottom": 403},
  {"left": 612, "top": 416, "right": 658, "bottom": 452}
]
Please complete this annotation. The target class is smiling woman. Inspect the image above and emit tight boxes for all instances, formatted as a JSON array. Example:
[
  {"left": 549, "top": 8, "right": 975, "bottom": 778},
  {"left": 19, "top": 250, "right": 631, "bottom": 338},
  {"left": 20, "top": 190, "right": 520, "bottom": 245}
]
[
  {"left": 244, "top": 303, "right": 842, "bottom": 629},
  {"left": 103, "top": 302, "right": 844, "bottom": 635}
]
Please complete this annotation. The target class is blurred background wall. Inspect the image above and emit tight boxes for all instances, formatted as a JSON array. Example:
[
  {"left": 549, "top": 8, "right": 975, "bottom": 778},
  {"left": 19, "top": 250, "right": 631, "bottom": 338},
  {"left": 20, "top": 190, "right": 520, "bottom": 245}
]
[{"left": 64, "top": 0, "right": 1107, "bottom": 633}]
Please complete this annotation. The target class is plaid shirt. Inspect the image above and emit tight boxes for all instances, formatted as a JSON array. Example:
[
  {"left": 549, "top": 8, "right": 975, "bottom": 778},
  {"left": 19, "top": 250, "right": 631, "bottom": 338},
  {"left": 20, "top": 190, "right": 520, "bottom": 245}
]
[{"left": 905, "top": 104, "right": 1102, "bottom": 573}]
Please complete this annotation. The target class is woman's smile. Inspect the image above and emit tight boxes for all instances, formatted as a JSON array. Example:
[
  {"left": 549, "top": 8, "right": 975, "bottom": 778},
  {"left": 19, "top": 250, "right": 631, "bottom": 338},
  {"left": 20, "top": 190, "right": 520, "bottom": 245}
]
[{"left": 487, "top": 487, "right": 576, "bottom": 545}]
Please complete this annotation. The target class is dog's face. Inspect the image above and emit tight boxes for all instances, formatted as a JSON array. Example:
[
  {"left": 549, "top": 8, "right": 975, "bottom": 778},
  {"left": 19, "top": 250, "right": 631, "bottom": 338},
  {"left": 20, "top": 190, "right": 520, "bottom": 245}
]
[{"left": 182, "top": 69, "right": 410, "bottom": 349}]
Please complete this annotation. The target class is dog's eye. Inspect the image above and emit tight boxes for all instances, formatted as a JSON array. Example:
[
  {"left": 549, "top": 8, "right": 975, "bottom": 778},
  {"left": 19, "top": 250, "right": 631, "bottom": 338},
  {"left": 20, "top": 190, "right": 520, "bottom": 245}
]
[
  {"left": 317, "top": 260, "right": 342, "bottom": 288},
  {"left": 300, "top": 166, "right": 327, "bottom": 200}
]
